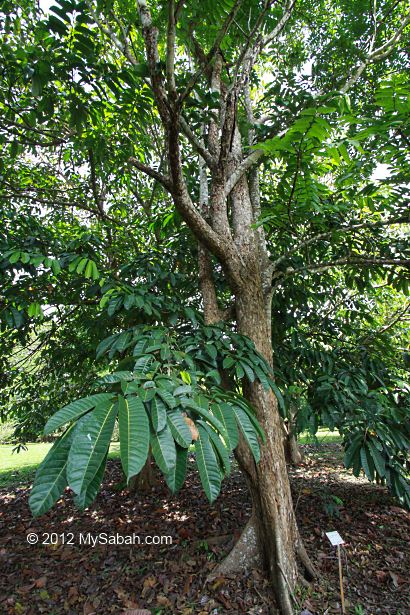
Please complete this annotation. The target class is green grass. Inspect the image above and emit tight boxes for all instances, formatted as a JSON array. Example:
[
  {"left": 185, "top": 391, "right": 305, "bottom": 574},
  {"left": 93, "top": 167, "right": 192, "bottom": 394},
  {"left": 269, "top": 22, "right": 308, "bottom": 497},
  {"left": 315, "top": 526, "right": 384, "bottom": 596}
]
[
  {"left": 0, "top": 442, "right": 120, "bottom": 489},
  {"left": 298, "top": 427, "right": 342, "bottom": 445}
]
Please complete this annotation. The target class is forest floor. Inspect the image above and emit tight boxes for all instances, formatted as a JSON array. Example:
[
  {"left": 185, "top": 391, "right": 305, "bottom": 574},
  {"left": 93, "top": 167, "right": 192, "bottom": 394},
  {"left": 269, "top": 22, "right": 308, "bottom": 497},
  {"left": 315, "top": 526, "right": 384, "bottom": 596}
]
[{"left": 0, "top": 443, "right": 408, "bottom": 615}]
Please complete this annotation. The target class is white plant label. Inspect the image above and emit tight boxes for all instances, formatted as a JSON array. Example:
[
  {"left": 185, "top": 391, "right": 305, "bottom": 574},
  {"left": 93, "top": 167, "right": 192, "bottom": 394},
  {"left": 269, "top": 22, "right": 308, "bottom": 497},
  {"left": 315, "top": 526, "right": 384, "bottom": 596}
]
[{"left": 326, "top": 531, "right": 345, "bottom": 546}]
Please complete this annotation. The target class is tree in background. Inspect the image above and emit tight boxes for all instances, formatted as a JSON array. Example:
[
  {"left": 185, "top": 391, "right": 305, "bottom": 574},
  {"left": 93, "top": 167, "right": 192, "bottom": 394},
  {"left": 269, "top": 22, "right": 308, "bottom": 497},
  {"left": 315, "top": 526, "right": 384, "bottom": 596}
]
[{"left": 1, "top": 1, "right": 409, "bottom": 612}]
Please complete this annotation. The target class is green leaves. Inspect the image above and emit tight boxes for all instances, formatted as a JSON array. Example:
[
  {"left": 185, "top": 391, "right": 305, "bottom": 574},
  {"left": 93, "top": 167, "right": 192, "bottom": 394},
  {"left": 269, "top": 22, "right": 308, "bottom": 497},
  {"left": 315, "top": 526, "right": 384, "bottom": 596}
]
[
  {"left": 150, "top": 424, "right": 176, "bottom": 474},
  {"left": 29, "top": 426, "right": 74, "bottom": 517},
  {"left": 67, "top": 400, "right": 117, "bottom": 495},
  {"left": 167, "top": 409, "right": 192, "bottom": 448},
  {"left": 118, "top": 395, "right": 149, "bottom": 481},
  {"left": 212, "top": 402, "right": 238, "bottom": 450},
  {"left": 68, "top": 257, "right": 99, "bottom": 280},
  {"left": 164, "top": 445, "right": 188, "bottom": 493},
  {"left": 151, "top": 396, "right": 167, "bottom": 432},
  {"left": 44, "top": 393, "right": 113, "bottom": 435},
  {"left": 232, "top": 406, "right": 260, "bottom": 463},
  {"left": 74, "top": 454, "right": 107, "bottom": 510},
  {"left": 195, "top": 424, "right": 222, "bottom": 503},
  {"left": 29, "top": 321, "right": 266, "bottom": 514}
]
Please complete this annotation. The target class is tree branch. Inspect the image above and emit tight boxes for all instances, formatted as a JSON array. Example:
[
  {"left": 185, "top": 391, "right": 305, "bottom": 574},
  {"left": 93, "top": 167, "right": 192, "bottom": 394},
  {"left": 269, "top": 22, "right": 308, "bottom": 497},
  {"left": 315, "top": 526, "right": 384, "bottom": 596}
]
[
  {"left": 262, "top": 0, "right": 296, "bottom": 46},
  {"left": 85, "top": 0, "right": 137, "bottom": 65},
  {"left": 272, "top": 256, "right": 410, "bottom": 288},
  {"left": 136, "top": 0, "right": 171, "bottom": 124},
  {"left": 178, "top": 0, "right": 243, "bottom": 105},
  {"left": 180, "top": 116, "right": 216, "bottom": 168},
  {"left": 224, "top": 149, "right": 264, "bottom": 196},
  {"left": 271, "top": 214, "right": 410, "bottom": 269},
  {"left": 166, "top": 0, "right": 177, "bottom": 99},
  {"left": 340, "top": 11, "right": 410, "bottom": 93},
  {"left": 128, "top": 157, "right": 172, "bottom": 190},
  {"left": 167, "top": 117, "right": 239, "bottom": 274}
]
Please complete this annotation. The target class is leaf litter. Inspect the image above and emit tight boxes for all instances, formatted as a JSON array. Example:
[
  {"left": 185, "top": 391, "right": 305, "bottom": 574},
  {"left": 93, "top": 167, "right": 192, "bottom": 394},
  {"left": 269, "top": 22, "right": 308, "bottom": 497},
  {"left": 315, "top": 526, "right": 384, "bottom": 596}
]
[{"left": 0, "top": 443, "right": 408, "bottom": 614}]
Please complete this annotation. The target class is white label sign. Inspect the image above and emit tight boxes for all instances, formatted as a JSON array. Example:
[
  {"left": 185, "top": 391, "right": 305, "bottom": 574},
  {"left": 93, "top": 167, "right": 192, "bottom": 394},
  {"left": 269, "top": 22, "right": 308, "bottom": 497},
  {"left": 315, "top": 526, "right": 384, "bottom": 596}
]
[{"left": 326, "top": 531, "right": 345, "bottom": 546}]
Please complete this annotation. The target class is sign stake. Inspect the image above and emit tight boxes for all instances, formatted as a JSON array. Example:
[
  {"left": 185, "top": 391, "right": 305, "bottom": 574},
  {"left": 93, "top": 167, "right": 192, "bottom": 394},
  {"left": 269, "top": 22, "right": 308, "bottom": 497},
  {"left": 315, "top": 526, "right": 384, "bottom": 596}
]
[
  {"left": 326, "top": 531, "right": 346, "bottom": 614},
  {"left": 337, "top": 543, "right": 346, "bottom": 614}
]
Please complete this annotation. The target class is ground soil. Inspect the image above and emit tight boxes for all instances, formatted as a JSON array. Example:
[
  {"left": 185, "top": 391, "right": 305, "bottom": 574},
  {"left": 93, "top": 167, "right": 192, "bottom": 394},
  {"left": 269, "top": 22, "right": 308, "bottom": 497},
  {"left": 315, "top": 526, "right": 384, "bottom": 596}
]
[{"left": 0, "top": 443, "right": 409, "bottom": 614}]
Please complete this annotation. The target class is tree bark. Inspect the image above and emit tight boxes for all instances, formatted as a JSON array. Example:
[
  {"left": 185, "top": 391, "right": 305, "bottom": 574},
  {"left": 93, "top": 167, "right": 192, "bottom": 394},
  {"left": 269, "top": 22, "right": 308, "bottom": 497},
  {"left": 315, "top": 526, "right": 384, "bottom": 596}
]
[
  {"left": 203, "top": 260, "right": 315, "bottom": 614},
  {"left": 234, "top": 279, "right": 301, "bottom": 615},
  {"left": 285, "top": 431, "right": 304, "bottom": 466},
  {"left": 128, "top": 451, "right": 157, "bottom": 493},
  {"left": 284, "top": 404, "right": 304, "bottom": 466},
  {"left": 194, "top": 107, "right": 315, "bottom": 613}
]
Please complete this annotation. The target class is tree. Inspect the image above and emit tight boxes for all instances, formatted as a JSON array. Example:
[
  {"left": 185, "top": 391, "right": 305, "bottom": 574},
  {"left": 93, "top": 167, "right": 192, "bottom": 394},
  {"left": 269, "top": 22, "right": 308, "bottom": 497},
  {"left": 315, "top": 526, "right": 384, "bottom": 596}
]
[{"left": 1, "top": 1, "right": 409, "bottom": 612}]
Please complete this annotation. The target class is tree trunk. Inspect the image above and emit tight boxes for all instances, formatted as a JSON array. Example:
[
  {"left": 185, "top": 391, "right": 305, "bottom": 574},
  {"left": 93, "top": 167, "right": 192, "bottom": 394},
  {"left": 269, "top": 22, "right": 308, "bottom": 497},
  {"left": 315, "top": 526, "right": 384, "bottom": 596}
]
[
  {"left": 234, "top": 280, "right": 304, "bottom": 614},
  {"left": 196, "top": 164, "right": 315, "bottom": 613},
  {"left": 128, "top": 451, "right": 157, "bottom": 493},
  {"left": 202, "top": 262, "right": 315, "bottom": 613},
  {"left": 286, "top": 431, "right": 304, "bottom": 466},
  {"left": 284, "top": 405, "right": 304, "bottom": 466}
]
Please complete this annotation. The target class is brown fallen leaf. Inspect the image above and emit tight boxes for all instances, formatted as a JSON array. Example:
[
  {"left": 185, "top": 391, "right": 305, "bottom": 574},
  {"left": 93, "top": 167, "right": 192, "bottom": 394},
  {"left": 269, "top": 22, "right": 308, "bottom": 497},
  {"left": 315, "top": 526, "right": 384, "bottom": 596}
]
[
  {"left": 183, "top": 574, "right": 193, "bottom": 595},
  {"left": 156, "top": 594, "right": 172, "bottom": 607},
  {"left": 375, "top": 570, "right": 388, "bottom": 583},
  {"left": 34, "top": 576, "right": 47, "bottom": 588},
  {"left": 83, "top": 601, "right": 95, "bottom": 615},
  {"left": 141, "top": 575, "right": 156, "bottom": 598},
  {"left": 211, "top": 576, "right": 226, "bottom": 591},
  {"left": 67, "top": 586, "right": 79, "bottom": 603},
  {"left": 16, "top": 583, "right": 35, "bottom": 594}
]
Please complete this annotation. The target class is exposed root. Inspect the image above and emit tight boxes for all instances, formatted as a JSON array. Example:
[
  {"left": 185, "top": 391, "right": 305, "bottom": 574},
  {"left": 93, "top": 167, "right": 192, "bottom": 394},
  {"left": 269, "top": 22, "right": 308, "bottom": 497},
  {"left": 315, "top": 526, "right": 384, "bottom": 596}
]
[
  {"left": 297, "top": 542, "right": 317, "bottom": 580},
  {"left": 206, "top": 516, "right": 261, "bottom": 581}
]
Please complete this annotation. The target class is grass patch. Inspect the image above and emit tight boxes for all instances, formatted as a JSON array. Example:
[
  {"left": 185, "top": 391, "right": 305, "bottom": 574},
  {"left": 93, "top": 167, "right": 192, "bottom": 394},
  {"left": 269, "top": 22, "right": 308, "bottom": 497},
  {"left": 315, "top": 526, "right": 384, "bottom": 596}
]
[
  {"left": 298, "top": 428, "right": 342, "bottom": 445},
  {"left": 0, "top": 442, "right": 120, "bottom": 489}
]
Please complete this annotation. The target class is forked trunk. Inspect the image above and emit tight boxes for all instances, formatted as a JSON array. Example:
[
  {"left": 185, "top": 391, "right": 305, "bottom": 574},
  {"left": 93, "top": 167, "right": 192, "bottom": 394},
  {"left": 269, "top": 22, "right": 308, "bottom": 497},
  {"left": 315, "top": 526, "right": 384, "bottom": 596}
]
[{"left": 194, "top": 82, "right": 314, "bottom": 615}]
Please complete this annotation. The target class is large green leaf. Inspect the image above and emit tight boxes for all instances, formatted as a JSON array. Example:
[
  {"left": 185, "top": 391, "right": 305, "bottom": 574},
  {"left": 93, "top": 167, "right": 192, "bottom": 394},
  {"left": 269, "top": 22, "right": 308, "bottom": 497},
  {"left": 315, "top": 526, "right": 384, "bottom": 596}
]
[
  {"left": 232, "top": 406, "right": 261, "bottom": 463},
  {"left": 74, "top": 453, "right": 107, "bottom": 510},
  {"left": 151, "top": 395, "right": 167, "bottom": 432},
  {"left": 183, "top": 401, "right": 227, "bottom": 439},
  {"left": 254, "top": 365, "right": 271, "bottom": 391},
  {"left": 29, "top": 426, "right": 74, "bottom": 517},
  {"left": 96, "top": 333, "right": 118, "bottom": 359},
  {"left": 344, "top": 433, "right": 363, "bottom": 468},
  {"left": 157, "top": 388, "right": 177, "bottom": 409},
  {"left": 233, "top": 399, "right": 266, "bottom": 444},
  {"left": 150, "top": 424, "right": 176, "bottom": 474},
  {"left": 367, "top": 439, "right": 386, "bottom": 477},
  {"left": 118, "top": 395, "right": 149, "bottom": 480},
  {"left": 44, "top": 393, "right": 113, "bottom": 435},
  {"left": 167, "top": 408, "right": 192, "bottom": 448},
  {"left": 360, "top": 445, "right": 375, "bottom": 481},
  {"left": 164, "top": 445, "right": 188, "bottom": 493},
  {"left": 67, "top": 400, "right": 117, "bottom": 495},
  {"left": 195, "top": 424, "right": 221, "bottom": 503},
  {"left": 212, "top": 402, "right": 238, "bottom": 450},
  {"left": 201, "top": 421, "right": 231, "bottom": 477},
  {"left": 96, "top": 371, "right": 133, "bottom": 384}
]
